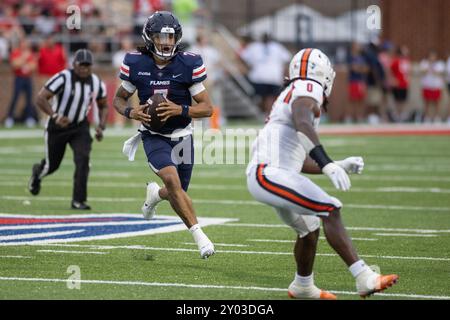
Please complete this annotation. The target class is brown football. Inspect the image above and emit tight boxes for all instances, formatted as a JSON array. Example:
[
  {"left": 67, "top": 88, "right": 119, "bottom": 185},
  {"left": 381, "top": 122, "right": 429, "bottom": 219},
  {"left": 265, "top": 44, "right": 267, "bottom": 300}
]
[{"left": 143, "top": 93, "right": 166, "bottom": 131}]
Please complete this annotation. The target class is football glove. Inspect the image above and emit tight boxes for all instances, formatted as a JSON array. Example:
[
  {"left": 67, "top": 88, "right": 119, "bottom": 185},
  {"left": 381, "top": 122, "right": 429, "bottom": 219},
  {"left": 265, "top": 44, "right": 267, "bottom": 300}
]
[
  {"left": 335, "top": 157, "right": 364, "bottom": 174},
  {"left": 322, "top": 162, "right": 351, "bottom": 191}
]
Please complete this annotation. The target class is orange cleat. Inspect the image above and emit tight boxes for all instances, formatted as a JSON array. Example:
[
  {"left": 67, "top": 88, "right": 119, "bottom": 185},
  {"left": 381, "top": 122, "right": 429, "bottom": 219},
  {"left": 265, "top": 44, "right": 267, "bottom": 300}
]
[
  {"left": 359, "top": 274, "right": 399, "bottom": 298},
  {"left": 319, "top": 290, "right": 338, "bottom": 300}
]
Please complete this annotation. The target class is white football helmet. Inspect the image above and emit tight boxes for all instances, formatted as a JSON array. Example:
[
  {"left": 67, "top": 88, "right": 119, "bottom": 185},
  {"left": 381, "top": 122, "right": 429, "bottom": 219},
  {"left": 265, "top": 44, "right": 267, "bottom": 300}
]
[{"left": 288, "top": 48, "right": 336, "bottom": 97}]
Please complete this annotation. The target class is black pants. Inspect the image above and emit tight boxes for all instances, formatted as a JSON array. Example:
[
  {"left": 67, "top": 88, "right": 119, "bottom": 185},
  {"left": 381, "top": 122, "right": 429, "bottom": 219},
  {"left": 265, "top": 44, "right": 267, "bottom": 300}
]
[
  {"left": 7, "top": 76, "right": 37, "bottom": 120},
  {"left": 39, "top": 119, "right": 92, "bottom": 202}
]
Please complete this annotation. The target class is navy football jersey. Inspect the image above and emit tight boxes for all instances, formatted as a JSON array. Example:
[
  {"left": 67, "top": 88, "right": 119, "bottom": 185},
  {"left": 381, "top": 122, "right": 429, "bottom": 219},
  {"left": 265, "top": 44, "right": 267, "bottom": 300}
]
[{"left": 119, "top": 51, "right": 207, "bottom": 134}]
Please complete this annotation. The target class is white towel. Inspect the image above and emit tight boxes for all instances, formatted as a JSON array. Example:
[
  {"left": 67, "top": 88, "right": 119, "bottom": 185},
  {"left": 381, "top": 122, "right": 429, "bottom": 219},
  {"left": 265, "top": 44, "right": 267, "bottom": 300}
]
[{"left": 122, "top": 132, "right": 142, "bottom": 161}]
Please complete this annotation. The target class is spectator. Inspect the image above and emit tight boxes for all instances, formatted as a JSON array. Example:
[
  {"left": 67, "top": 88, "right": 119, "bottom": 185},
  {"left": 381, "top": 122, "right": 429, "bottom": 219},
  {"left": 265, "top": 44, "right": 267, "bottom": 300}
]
[
  {"left": 0, "top": 29, "right": 8, "bottom": 61},
  {"left": 38, "top": 35, "right": 67, "bottom": 77},
  {"left": 363, "top": 40, "right": 385, "bottom": 124},
  {"left": 390, "top": 45, "right": 411, "bottom": 122},
  {"left": 420, "top": 51, "right": 446, "bottom": 123},
  {"left": 17, "top": 3, "right": 35, "bottom": 36},
  {"left": 189, "top": 31, "right": 225, "bottom": 128},
  {"left": 171, "top": 0, "right": 209, "bottom": 45},
  {"left": 240, "top": 33, "right": 291, "bottom": 116},
  {"left": 378, "top": 40, "right": 395, "bottom": 123},
  {"left": 0, "top": 4, "right": 24, "bottom": 49},
  {"left": 37, "top": 34, "right": 67, "bottom": 124},
  {"left": 446, "top": 54, "right": 450, "bottom": 124},
  {"left": 86, "top": 7, "right": 108, "bottom": 63},
  {"left": 112, "top": 37, "right": 139, "bottom": 128},
  {"left": 4, "top": 38, "right": 38, "bottom": 128},
  {"left": 133, "top": 0, "right": 164, "bottom": 36},
  {"left": 346, "top": 42, "right": 368, "bottom": 123},
  {"left": 35, "top": 8, "right": 56, "bottom": 35}
]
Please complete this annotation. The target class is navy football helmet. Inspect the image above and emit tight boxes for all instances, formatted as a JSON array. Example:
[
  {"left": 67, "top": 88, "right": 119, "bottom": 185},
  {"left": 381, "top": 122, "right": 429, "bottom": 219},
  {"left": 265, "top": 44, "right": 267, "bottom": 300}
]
[{"left": 142, "top": 11, "right": 182, "bottom": 61}]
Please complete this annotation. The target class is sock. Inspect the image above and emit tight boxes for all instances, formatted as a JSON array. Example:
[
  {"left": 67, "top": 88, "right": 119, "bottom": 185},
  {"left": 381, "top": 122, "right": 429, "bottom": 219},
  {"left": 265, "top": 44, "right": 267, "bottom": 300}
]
[
  {"left": 154, "top": 187, "right": 162, "bottom": 202},
  {"left": 189, "top": 224, "right": 209, "bottom": 247},
  {"left": 295, "top": 273, "right": 314, "bottom": 287},
  {"left": 349, "top": 260, "right": 371, "bottom": 278},
  {"left": 144, "top": 184, "right": 162, "bottom": 205}
]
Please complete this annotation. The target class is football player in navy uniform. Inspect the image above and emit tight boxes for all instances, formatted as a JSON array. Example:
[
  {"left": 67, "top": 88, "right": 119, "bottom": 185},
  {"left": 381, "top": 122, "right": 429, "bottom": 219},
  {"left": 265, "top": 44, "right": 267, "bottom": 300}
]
[{"left": 113, "top": 12, "right": 215, "bottom": 259}]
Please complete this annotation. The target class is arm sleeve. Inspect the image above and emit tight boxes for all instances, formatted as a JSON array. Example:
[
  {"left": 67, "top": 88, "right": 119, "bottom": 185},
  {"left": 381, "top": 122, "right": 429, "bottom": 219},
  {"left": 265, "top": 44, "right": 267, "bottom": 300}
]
[
  {"left": 188, "top": 82, "right": 205, "bottom": 96},
  {"left": 191, "top": 55, "right": 207, "bottom": 84},
  {"left": 45, "top": 72, "right": 65, "bottom": 94},
  {"left": 121, "top": 80, "right": 137, "bottom": 94}
]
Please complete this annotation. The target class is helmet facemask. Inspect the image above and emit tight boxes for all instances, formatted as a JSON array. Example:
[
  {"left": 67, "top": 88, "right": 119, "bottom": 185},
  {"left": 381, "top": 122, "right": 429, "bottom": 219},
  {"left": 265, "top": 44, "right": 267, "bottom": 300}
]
[
  {"left": 323, "top": 68, "right": 336, "bottom": 98},
  {"left": 143, "top": 26, "right": 182, "bottom": 61}
]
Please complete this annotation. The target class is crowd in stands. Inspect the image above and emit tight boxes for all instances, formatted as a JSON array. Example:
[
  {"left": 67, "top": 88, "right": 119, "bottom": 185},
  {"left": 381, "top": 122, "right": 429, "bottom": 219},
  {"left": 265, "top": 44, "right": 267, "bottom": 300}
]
[{"left": 346, "top": 39, "right": 450, "bottom": 124}]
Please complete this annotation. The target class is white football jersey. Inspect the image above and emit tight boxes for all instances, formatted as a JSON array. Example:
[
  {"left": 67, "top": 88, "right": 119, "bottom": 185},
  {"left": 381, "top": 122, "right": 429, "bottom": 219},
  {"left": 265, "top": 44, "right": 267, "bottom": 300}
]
[{"left": 248, "top": 79, "right": 324, "bottom": 173}]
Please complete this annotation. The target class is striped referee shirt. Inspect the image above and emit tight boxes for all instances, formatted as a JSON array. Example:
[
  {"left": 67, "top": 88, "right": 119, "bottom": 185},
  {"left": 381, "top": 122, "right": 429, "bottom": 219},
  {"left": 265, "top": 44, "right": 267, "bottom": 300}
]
[{"left": 44, "top": 69, "right": 107, "bottom": 124}]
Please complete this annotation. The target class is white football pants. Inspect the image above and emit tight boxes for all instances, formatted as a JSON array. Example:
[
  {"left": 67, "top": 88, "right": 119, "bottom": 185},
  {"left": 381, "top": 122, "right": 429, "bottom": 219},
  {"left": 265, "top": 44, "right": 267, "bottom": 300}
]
[{"left": 246, "top": 164, "right": 342, "bottom": 237}]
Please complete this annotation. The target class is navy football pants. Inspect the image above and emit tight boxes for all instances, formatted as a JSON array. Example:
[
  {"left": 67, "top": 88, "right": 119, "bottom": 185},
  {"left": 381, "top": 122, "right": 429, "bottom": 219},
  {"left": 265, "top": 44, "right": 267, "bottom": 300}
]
[{"left": 142, "top": 132, "right": 194, "bottom": 191}]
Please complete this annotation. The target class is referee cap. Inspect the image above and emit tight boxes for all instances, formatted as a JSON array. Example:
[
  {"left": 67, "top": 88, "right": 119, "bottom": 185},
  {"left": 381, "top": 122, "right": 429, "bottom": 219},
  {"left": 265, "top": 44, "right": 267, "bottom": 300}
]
[{"left": 73, "top": 49, "right": 93, "bottom": 65}]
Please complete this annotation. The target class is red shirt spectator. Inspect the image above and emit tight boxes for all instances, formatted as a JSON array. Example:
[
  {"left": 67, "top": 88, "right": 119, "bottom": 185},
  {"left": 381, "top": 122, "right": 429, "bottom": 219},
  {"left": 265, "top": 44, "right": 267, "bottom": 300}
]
[
  {"left": 38, "top": 41, "right": 67, "bottom": 76},
  {"left": 134, "top": 0, "right": 164, "bottom": 15},
  {"left": 391, "top": 56, "right": 410, "bottom": 89},
  {"left": 10, "top": 46, "right": 36, "bottom": 77}
]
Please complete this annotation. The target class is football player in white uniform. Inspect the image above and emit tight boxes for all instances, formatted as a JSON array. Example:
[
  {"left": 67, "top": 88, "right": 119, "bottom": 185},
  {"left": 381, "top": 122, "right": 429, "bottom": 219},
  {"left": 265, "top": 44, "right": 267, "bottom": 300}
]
[{"left": 246, "top": 48, "right": 398, "bottom": 299}]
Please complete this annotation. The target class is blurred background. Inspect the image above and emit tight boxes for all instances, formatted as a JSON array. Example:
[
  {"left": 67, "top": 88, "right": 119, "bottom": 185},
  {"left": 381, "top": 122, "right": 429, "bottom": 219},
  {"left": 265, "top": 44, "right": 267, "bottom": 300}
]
[{"left": 1, "top": 0, "right": 449, "bottom": 128}]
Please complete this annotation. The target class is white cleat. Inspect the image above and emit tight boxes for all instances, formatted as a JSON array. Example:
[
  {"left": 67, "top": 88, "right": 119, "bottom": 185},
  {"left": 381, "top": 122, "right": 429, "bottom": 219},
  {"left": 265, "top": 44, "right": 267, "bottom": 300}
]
[
  {"left": 356, "top": 270, "right": 399, "bottom": 298},
  {"left": 288, "top": 281, "right": 337, "bottom": 300},
  {"left": 199, "top": 241, "right": 215, "bottom": 259},
  {"left": 141, "top": 182, "right": 162, "bottom": 220}
]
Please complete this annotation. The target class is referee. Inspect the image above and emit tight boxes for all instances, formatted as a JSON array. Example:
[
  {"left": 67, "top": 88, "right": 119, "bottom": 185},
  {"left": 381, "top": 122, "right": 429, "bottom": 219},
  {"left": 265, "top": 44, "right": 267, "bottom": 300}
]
[{"left": 28, "top": 49, "right": 108, "bottom": 210}]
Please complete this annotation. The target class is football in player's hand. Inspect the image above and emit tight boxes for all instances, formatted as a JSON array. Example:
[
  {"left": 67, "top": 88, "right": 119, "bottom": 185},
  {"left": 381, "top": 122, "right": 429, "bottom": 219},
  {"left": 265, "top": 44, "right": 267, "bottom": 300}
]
[{"left": 144, "top": 93, "right": 166, "bottom": 131}]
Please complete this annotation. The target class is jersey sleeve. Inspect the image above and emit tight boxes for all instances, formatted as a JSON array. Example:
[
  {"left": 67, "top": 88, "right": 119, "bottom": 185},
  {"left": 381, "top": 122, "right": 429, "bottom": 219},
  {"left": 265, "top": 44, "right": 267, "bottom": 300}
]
[
  {"left": 97, "top": 79, "right": 107, "bottom": 100},
  {"left": 45, "top": 71, "right": 66, "bottom": 94},
  {"left": 289, "top": 80, "right": 324, "bottom": 112},
  {"left": 119, "top": 53, "right": 132, "bottom": 82},
  {"left": 191, "top": 55, "right": 207, "bottom": 84}
]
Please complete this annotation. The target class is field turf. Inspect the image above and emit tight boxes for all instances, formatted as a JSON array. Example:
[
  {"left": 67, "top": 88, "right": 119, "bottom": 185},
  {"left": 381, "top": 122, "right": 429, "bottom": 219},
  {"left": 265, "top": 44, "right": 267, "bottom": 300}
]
[{"left": 0, "top": 125, "right": 449, "bottom": 300}]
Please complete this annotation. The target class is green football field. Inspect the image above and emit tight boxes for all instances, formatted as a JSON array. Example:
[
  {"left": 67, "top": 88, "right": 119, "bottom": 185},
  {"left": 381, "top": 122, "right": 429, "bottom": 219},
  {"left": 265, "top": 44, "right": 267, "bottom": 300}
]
[{"left": 0, "top": 125, "right": 449, "bottom": 300}]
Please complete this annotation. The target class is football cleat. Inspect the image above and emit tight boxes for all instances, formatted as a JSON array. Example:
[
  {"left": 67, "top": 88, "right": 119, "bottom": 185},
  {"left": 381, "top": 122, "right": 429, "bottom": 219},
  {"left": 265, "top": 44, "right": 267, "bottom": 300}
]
[
  {"left": 288, "top": 281, "right": 337, "bottom": 300},
  {"left": 28, "top": 163, "right": 42, "bottom": 195},
  {"left": 356, "top": 270, "right": 399, "bottom": 298},
  {"left": 71, "top": 201, "right": 91, "bottom": 210},
  {"left": 141, "top": 182, "right": 162, "bottom": 220},
  {"left": 199, "top": 241, "right": 215, "bottom": 259}
]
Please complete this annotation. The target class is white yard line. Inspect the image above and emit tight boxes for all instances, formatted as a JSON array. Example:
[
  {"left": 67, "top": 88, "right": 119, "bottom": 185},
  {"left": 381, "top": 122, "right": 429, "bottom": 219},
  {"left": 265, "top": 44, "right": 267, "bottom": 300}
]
[
  {"left": 0, "top": 169, "right": 133, "bottom": 178},
  {"left": 1, "top": 195, "right": 449, "bottom": 212},
  {"left": 3, "top": 166, "right": 450, "bottom": 180},
  {"left": 0, "top": 276, "right": 447, "bottom": 300},
  {"left": 0, "top": 255, "right": 32, "bottom": 259},
  {"left": 181, "top": 242, "right": 249, "bottom": 247},
  {"left": 374, "top": 233, "right": 438, "bottom": 238},
  {"left": 36, "top": 250, "right": 108, "bottom": 255},
  {"left": 249, "top": 237, "right": 379, "bottom": 242},
  {"left": 224, "top": 223, "right": 450, "bottom": 233},
  {"left": 25, "top": 243, "right": 450, "bottom": 262},
  {"left": 3, "top": 180, "right": 450, "bottom": 194}
]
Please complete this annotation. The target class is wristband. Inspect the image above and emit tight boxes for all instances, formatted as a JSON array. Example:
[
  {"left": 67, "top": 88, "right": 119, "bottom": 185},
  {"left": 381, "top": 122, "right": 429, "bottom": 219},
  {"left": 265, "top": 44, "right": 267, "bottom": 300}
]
[
  {"left": 51, "top": 113, "right": 58, "bottom": 120},
  {"left": 181, "top": 105, "right": 190, "bottom": 118},
  {"left": 309, "top": 145, "right": 333, "bottom": 169},
  {"left": 124, "top": 107, "right": 132, "bottom": 119}
]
